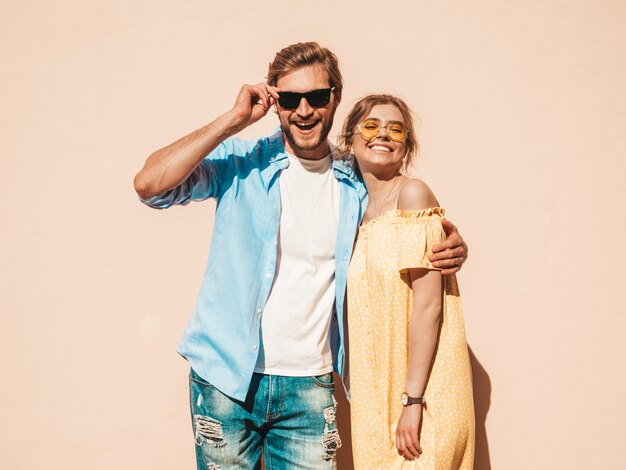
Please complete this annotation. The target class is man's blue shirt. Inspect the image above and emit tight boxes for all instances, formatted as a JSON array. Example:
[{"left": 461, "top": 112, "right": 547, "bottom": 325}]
[{"left": 142, "top": 130, "right": 367, "bottom": 401}]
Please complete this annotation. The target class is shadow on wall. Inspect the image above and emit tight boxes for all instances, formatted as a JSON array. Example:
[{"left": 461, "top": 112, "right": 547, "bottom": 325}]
[
  {"left": 334, "top": 348, "right": 492, "bottom": 470},
  {"left": 469, "top": 346, "right": 492, "bottom": 470}
]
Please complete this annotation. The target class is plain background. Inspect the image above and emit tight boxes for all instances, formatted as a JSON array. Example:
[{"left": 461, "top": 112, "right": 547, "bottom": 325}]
[{"left": 2, "top": 1, "right": 625, "bottom": 469}]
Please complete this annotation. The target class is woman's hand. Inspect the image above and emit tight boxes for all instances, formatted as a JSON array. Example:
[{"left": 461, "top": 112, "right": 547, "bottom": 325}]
[{"left": 395, "top": 404, "right": 423, "bottom": 461}]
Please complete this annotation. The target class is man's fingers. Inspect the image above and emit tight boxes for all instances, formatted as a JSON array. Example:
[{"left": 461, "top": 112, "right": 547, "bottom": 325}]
[
  {"left": 441, "top": 218, "right": 458, "bottom": 236},
  {"left": 252, "top": 85, "right": 269, "bottom": 109},
  {"left": 440, "top": 266, "right": 461, "bottom": 276},
  {"left": 431, "top": 230, "right": 464, "bottom": 252},
  {"left": 430, "top": 246, "right": 465, "bottom": 261},
  {"left": 240, "top": 84, "right": 280, "bottom": 116},
  {"left": 256, "top": 83, "right": 282, "bottom": 108},
  {"left": 431, "top": 256, "right": 463, "bottom": 276},
  {"left": 267, "top": 85, "right": 281, "bottom": 100},
  {"left": 431, "top": 237, "right": 455, "bottom": 253},
  {"left": 431, "top": 256, "right": 464, "bottom": 269}
]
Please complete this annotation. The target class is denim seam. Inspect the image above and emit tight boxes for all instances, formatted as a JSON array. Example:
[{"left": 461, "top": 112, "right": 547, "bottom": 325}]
[
  {"left": 267, "top": 376, "right": 284, "bottom": 420},
  {"left": 263, "top": 439, "right": 274, "bottom": 470},
  {"left": 265, "top": 375, "right": 273, "bottom": 422},
  {"left": 311, "top": 375, "right": 335, "bottom": 389},
  {"left": 189, "top": 376, "right": 215, "bottom": 388}
]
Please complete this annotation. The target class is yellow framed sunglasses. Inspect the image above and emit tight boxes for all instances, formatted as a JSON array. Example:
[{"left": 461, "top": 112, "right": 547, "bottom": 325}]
[{"left": 355, "top": 119, "right": 408, "bottom": 144}]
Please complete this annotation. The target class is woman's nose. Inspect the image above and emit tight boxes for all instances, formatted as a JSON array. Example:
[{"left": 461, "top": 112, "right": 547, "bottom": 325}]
[{"left": 376, "top": 126, "right": 390, "bottom": 139}]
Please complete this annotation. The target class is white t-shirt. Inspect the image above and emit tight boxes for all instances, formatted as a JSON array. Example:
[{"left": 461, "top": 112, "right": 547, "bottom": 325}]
[{"left": 254, "top": 152, "right": 340, "bottom": 376}]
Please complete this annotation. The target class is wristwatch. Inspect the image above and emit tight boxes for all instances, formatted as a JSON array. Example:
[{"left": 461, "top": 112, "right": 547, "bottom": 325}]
[{"left": 401, "top": 392, "right": 425, "bottom": 407}]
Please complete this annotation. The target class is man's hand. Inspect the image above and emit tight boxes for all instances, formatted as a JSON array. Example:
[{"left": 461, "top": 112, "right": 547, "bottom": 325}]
[
  {"left": 429, "top": 219, "right": 468, "bottom": 275},
  {"left": 228, "top": 83, "right": 281, "bottom": 133},
  {"left": 396, "top": 405, "right": 423, "bottom": 461}
]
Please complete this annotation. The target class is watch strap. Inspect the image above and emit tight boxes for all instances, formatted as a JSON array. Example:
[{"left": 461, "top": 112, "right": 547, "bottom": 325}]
[
  {"left": 402, "top": 392, "right": 425, "bottom": 406},
  {"left": 406, "top": 395, "right": 425, "bottom": 406}
]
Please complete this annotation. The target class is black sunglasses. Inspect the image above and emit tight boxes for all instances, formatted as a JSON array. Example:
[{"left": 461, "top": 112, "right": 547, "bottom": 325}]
[{"left": 277, "top": 87, "right": 336, "bottom": 110}]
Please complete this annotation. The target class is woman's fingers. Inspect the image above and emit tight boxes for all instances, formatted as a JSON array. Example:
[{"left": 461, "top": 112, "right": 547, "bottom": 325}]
[
  {"left": 403, "top": 430, "right": 421, "bottom": 459},
  {"left": 396, "top": 432, "right": 411, "bottom": 460},
  {"left": 396, "top": 429, "right": 421, "bottom": 460},
  {"left": 409, "top": 427, "right": 423, "bottom": 456}
]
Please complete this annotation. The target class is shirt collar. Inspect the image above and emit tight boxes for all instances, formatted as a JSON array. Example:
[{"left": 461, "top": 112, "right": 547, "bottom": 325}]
[{"left": 267, "top": 127, "right": 360, "bottom": 182}]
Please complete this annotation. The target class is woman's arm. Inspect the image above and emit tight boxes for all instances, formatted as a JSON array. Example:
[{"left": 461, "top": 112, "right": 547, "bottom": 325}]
[
  {"left": 395, "top": 268, "right": 442, "bottom": 461},
  {"left": 395, "top": 178, "right": 443, "bottom": 461}
]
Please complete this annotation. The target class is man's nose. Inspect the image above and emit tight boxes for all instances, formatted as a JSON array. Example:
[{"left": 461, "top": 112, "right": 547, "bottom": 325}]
[{"left": 296, "top": 97, "right": 313, "bottom": 117}]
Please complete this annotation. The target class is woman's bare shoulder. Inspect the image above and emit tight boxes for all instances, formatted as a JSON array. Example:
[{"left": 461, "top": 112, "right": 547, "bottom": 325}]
[{"left": 397, "top": 178, "right": 439, "bottom": 211}]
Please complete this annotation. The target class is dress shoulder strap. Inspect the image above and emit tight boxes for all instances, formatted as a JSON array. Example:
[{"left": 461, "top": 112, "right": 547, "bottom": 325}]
[{"left": 394, "top": 177, "right": 417, "bottom": 210}]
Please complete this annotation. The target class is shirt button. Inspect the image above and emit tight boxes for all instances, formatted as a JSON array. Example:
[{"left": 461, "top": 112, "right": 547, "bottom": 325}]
[
  {"left": 256, "top": 308, "right": 262, "bottom": 315},
  {"left": 251, "top": 345, "right": 257, "bottom": 350},
  {"left": 265, "top": 272, "right": 272, "bottom": 278}
]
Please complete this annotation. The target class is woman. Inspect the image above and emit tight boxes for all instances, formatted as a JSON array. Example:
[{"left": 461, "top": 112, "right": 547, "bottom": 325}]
[{"left": 340, "top": 95, "right": 475, "bottom": 469}]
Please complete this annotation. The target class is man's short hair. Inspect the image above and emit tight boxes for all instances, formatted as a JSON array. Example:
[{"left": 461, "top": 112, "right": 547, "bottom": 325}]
[{"left": 267, "top": 42, "right": 343, "bottom": 92}]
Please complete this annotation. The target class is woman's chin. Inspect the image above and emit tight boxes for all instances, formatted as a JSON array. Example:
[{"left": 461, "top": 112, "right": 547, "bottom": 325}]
[{"left": 355, "top": 158, "right": 402, "bottom": 175}]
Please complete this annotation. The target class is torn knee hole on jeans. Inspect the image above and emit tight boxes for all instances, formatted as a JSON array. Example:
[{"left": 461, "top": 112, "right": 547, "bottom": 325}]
[
  {"left": 206, "top": 465, "right": 221, "bottom": 470},
  {"left": 194, "top": 415, "right": 226, "bottom": 447},
  {"left": 322, "top": 401, "right": 342, "bottom": 460}
]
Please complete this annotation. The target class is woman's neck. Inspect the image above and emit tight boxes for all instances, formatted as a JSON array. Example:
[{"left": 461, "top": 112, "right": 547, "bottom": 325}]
[
  {"left": 362, "top": 170, "right": 402, "bottom": 200},
  {"left": 361, "top": 169, "right": 407, "bottom": 221}
]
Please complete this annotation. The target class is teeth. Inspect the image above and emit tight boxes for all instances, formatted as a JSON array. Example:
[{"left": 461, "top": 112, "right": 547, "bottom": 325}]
[
  {"left": 370, "top": 145, "right": 391, "bottom": 152},
  {"left": 295, "top": 121, "right": 317, "bottom": 129}
]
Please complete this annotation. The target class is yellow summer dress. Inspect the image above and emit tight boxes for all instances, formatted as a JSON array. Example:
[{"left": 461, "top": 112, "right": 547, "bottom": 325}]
[{"left": 347, "top": 208, "right": 474, "bottom": 469}]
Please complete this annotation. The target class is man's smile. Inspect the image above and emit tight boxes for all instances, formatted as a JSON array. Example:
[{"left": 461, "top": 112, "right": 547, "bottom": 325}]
[{"left": 292, "top": 120, "right": 320, "bottom": 133}]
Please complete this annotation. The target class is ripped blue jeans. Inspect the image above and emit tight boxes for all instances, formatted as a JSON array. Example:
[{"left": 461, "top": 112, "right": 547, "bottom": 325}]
[{"left": 189, "top": 368, "right": 341, "bottom": 470}]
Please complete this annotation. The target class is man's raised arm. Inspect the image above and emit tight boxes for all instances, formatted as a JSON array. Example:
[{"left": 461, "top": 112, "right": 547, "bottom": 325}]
[{"left": 133, "top": 83, "right": 280, "bottom": 200}]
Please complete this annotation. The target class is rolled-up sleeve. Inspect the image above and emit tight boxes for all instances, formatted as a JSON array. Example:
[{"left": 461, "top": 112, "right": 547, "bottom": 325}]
[{"left": 140, "top": 142, "right": 231, "bottom": 209}]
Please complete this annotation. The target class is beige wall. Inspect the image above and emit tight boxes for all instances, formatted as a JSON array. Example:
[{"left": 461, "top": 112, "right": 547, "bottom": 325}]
[{"left": 2, "top": 1, "right": 625, "bottom": 469}]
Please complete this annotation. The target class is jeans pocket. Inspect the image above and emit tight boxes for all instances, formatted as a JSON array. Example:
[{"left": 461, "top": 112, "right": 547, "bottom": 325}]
[
  {"left": 189, "top": 368, "right": 214, "bottom": 387},
  {"left": 311, "top": 372, "right": 335, "bottom": 389}
]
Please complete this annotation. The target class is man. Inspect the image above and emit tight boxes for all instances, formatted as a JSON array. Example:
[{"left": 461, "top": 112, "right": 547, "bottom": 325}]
[{"left": 134, "top": 42, "right": 467, "bottom": 469}]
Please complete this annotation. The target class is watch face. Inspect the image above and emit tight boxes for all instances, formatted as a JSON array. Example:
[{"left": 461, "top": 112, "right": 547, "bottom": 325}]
[{"left": 401, "top": 393, "right": 408, "bottom": 406}]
